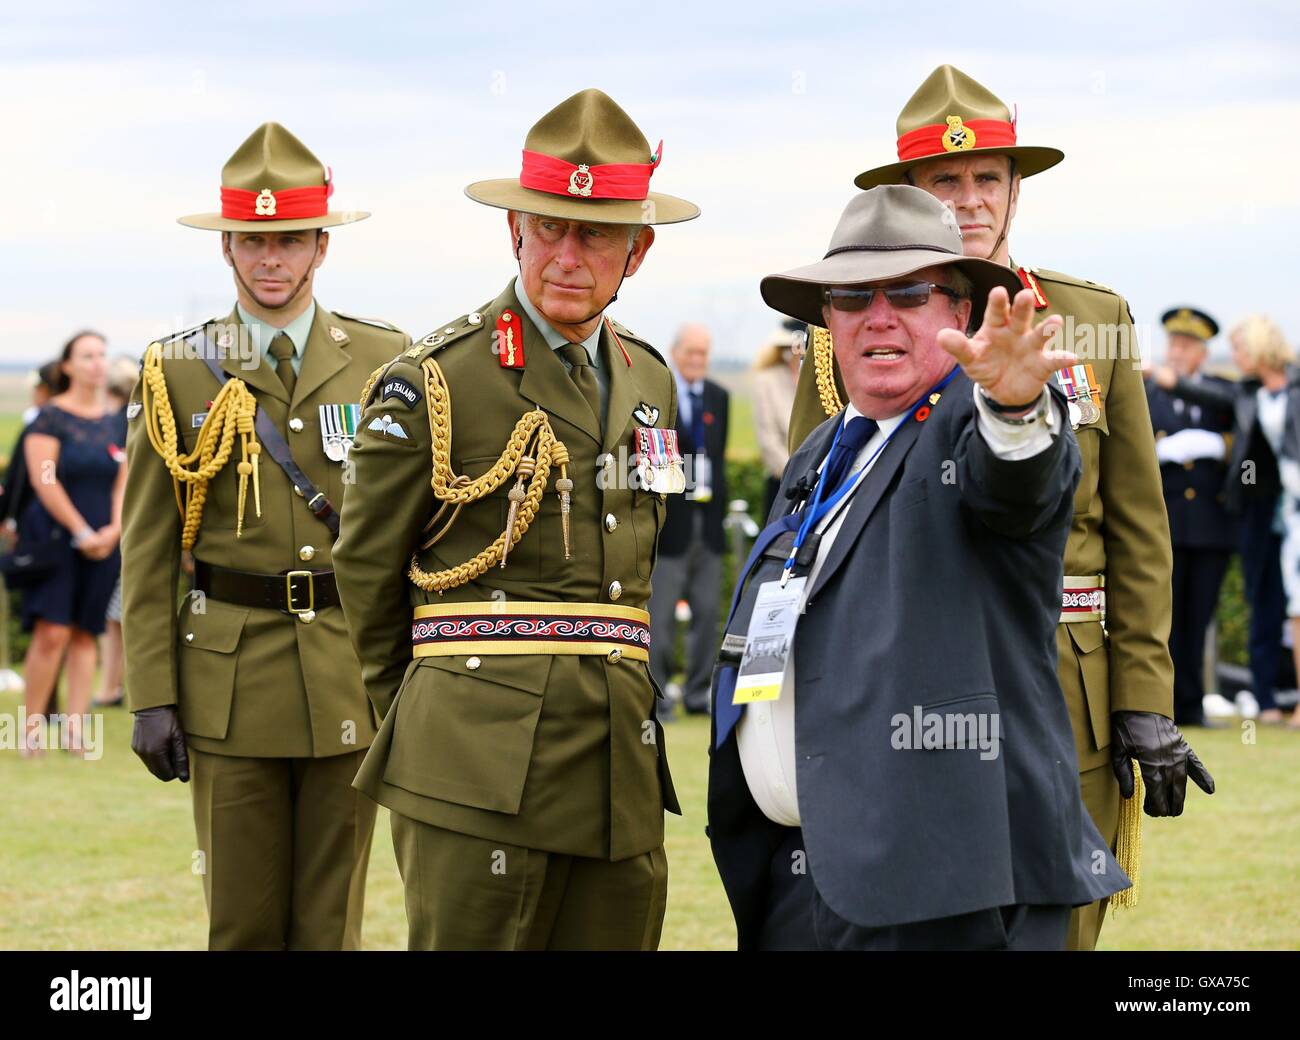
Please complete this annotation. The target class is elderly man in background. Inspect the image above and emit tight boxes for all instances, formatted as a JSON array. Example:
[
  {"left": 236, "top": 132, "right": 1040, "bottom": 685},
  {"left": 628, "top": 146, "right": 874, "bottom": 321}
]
[{"left": 650, "top": 323, "right": 730, "bottom": 719}]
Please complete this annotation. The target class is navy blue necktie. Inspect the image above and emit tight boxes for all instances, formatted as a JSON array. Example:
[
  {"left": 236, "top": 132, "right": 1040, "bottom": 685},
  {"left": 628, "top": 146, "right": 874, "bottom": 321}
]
[
  {"left": 818, "top": 415, "right": 877, "bottom": 499},
  {"left": 689, "top": 388, "right": 705, "bottom": 451}
]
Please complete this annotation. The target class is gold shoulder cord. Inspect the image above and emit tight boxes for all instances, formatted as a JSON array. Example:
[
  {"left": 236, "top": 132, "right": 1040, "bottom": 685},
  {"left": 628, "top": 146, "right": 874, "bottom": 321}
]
[
  {"left": 406, "top": 356, "right": 573, "bottom": 594},
  {"left": 1113, "top": 766, "right": 1144, "bottom": 908},
  {"left": 811, "top": 325, "right": 843, "bottom": 416},
  {"left": 140, "top": 343, "right": 262, "bottom": 548}
]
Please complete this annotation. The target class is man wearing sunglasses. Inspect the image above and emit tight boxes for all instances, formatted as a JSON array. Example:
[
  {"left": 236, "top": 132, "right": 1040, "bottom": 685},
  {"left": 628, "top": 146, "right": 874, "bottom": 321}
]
[
  {"left": 707, "top": 184, "right": 1132, "bottom": 950},
  {"left": 785, "top": 65, "right": 1213, "bottom": 950}
]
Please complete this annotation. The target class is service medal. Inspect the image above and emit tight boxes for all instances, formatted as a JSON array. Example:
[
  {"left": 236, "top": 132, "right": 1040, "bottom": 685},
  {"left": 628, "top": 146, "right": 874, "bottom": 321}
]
[
  {"left": 635, "top": 426, "right": 685, "bottom": 494},
  {"left": 319, "top": 403, "right": 360, "bottom": 463}
]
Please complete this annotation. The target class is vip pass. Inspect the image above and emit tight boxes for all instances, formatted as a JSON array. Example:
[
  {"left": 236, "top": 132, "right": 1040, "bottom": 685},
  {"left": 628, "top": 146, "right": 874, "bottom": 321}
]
[
  {"left": 1055, "top": 363, "right": 1102, "bottom": 429},
  {"left": 635, "top": 426, "right": 685, "bottom": 493},
  {"left": 319, "top": 403, "right": 360, "bottom": 462}
]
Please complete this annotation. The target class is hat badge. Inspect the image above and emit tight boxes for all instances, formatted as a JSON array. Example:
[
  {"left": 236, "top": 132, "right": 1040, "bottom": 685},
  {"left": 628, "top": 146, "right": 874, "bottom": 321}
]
[
  {"left": 567, "top": 164, "right": 594, "bottom": 197},
  {"left": 941, "top": 115, "right": 977, "bottom": 152},
  {"left": 255, "top": 188, "right": 277, "bottom": 216}
]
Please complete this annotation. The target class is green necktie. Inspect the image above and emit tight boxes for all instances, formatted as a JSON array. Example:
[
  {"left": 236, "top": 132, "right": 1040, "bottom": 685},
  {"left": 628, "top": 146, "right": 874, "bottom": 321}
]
[
  {"left": 269, "top": 332, "right": 297, "bottom": 396},
  {"left": 558, "top": 343, "right": 601, "bottom": 427}
]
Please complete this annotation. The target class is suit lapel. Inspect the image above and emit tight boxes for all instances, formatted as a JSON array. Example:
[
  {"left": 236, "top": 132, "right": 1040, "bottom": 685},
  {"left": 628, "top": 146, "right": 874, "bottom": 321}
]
[
  {"left": 806, "top": 414, "right": 925, "bottom": 600},
  {"left": 512, "top": 287, "right": 602, "bottom": 445},
  {"left": 215, "top": 306, "right": 287, "bottom": 403},
  {"left": 293, "top": 306, "right": 351, "bottom": 408}
]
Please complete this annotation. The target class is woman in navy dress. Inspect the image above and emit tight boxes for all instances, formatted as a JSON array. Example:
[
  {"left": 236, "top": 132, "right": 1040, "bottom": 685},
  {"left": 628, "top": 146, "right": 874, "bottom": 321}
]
[{"left": 20, "top": 331, "right": 126, "bottom": 755}]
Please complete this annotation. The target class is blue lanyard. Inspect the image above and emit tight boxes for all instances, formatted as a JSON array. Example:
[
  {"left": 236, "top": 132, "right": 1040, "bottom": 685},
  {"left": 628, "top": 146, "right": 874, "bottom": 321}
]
[{"left": 782, "top": 368, "right": 959, "bottom": 584}]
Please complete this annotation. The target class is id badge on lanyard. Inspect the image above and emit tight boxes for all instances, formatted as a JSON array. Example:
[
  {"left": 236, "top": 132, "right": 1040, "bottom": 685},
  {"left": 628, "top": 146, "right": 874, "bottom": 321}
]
[{"left": 732, "top": 576, "right": 806, "bottom": 704}]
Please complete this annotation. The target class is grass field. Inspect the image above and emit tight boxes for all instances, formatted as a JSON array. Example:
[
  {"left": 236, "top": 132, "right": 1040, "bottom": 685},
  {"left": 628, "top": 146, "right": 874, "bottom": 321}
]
[{"left": 1, "top": 688, "right": 1296, "bottom": 950}]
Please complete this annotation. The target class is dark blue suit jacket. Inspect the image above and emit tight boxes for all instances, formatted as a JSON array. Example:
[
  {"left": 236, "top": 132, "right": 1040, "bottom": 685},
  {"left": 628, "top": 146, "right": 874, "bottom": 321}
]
[{"left": 707, "top": 372, "right": 1129, "bottom": 944}]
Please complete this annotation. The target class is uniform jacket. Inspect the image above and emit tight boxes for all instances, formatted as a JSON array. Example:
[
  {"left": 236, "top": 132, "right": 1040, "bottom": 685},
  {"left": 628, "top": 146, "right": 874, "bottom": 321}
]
[
  {"left": 787, "top": 266, "right": 1175, "bottom": 771},
  {"left": 710, "top": 374, "right": 1127, "bottom": 941},
  {"left": 122, "top": 304, "right": 409, "bottom": 758},
  {"left": 333, "top": 281, "right": 682, "bottom": 862},
  {"left": 1146, "top": 374, "right": 1236, "bottom": 550},
  {"left": 658, "top": 376, "right": 729, "bottom": 556}
]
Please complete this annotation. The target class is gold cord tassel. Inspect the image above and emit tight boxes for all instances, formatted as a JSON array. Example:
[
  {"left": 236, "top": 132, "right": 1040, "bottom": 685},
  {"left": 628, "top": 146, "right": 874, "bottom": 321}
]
[
  {"left": 140, "top": 342, "right": 263, "bottom": 549},
  {"left": 1112, "top": 761, "right": 1144, "bottom": 909},
  {"left": 551, "top": 440, "right": 573, "bottom": 560},
  {"left": 501, "top": 456, "right": 535, "bottom": 566},
  {"left": 406, "top": 355, "right": 573, "bottom": 593}
]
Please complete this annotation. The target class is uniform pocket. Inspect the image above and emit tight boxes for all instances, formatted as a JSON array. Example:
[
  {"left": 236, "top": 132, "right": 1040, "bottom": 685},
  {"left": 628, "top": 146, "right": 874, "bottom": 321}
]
[
  {"left": 632, "top": 489, "right": 665, "bottom": 578},
  {"left": 383, "top": 653, "right": 555, "bottom": 814},
  {"left": 1067, "top": 621, "right": 1111, "bottom": 751},
  {"left": 176, "top": 598, "right": 250, "bottom": 739}
]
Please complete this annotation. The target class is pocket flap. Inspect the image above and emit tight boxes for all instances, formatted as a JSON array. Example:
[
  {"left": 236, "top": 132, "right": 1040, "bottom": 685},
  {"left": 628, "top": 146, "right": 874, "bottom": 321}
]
[
  {"left": 1067, "top": 621, "right": 1106, "bottom": 655},
  {"left": 181, "top": 600, "right": 249, "bottom": 654},
  {"left": 417, "top": 652, "right": 551, "bottom": 696}
]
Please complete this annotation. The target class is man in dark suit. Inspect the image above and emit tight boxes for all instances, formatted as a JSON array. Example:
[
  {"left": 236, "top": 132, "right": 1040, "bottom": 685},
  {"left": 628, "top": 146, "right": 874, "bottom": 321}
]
[
  {"left": 708, "top": 186, "right": 1210, "bottom": 950},
  {"left": 649, "top": 323, "right": 729, "bottom": 717},
  {"left": 1144, "top": 309, "right": 1236, "bottom": 727}
]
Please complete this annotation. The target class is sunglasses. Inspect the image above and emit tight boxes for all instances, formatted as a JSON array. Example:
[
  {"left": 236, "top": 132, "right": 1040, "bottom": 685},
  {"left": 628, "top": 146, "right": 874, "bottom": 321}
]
[{"left": 823, "top": 282, "right": 961, "bottom": 313}]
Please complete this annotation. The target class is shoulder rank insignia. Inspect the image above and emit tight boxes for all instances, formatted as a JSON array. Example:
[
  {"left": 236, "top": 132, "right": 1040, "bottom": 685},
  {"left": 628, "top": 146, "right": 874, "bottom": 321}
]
[
  {"left": 497, "top": 310, "right": 525, "bottom": 369},
  {"left": 1017, "top": 266, "right": 1050, "bottom": 310}
]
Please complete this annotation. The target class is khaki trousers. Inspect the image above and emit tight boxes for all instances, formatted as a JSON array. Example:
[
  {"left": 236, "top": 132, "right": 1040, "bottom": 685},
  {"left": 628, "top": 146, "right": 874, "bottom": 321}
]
[
  {"left": 189, "top": 747, "right": 376, "bottom": 950},
  {"left": 390, "top": 813, "right": 668, "bottom": 950}
]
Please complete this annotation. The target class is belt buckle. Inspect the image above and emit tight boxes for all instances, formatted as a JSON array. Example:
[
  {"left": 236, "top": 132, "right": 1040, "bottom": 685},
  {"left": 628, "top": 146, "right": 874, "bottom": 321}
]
[{"left": 285, "top": 570, "right": 315, "bottom": 615}]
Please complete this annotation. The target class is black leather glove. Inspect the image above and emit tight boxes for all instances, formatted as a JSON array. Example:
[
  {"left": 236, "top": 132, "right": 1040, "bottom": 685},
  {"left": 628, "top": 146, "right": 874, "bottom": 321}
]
[
  {"left": 1110, "top": 710, "right": 1214, "bottom": 817},
  {"left": 131, "top": 706, "right": 190, "bottom": 783}
]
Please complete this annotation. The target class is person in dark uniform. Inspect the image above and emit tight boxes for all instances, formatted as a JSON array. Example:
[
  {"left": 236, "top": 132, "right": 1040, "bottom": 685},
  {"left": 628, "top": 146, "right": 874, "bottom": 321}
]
[{"left": 1145, "top": 308, "right": 1234, "bottom": 727}]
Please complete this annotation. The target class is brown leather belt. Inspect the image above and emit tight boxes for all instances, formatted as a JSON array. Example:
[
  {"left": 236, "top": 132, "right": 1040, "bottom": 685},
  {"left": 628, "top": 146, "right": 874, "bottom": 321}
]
[{"left": 194, "top": 559, "right": 339, "bottom": 615}]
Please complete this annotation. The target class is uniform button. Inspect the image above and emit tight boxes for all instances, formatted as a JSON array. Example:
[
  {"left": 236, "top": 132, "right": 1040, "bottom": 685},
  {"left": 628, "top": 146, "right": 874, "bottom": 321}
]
[
  {"left": 298, "top": 545, "right": 316, "bottom": 562},
  {"left": 289, "top": 417, "right": 304, "bottom": 433},
  {"left": 605, "top": 513, "right": 618, "bottom": 532},
  {"left": 293, "top": 485, "right": 304, "bottom": 497},
  {"left": 185, "top": 632, "right": 194, "bottom": 643},
  {"left": 466, "top": 656, "right": 481, "bottom": 670},
  {"left": 607, "top": 649, "right": 623, "bottom": 663},
  {"left": 608, "top": 580, "right": 623, "bottom": 601},
  {"left": 297, "top": 610, "right": 316, "bottom": 624},
  {"left": 1184, "top": 488, "right": 1197, "bottom": 500}
]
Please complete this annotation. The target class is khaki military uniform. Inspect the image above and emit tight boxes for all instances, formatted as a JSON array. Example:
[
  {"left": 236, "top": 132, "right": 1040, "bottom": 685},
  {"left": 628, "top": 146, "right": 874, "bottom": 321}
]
[
  {"left": 123, "top": 305, "right": 410, "bottom": 949},
  {"left": 787, "top": 266, "right": 1175, "bottom": 949},
  {"left": 333, "top": 281, "right": 682, "bottom": 950}
]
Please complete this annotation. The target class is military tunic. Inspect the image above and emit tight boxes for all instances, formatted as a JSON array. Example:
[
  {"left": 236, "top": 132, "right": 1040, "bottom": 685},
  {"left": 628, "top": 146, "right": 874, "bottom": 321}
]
[
  {"left": 335, "top": 281, "right": 681, "bottom": 860},
  {"left": 122, "top": 303, "right": 410, "bottom": 949}
]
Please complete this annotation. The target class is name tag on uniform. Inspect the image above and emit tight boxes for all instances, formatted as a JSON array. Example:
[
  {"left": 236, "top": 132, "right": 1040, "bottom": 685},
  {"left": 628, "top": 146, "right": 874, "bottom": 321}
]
[
  {"left": 732, "top": 576, "right": 805, "bottom": 705},
  {"left": 319, "top": 403, "right": 360, "bottom": 462}
]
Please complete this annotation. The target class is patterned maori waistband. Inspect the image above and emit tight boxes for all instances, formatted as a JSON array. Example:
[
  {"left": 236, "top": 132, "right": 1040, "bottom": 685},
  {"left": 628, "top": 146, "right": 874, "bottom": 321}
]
[
  {"left": 412, "top": 601, "right": 651, "bottom": 661},
  {"left": 1060, "top": 574, "right": 1105, "bottom": 624}
]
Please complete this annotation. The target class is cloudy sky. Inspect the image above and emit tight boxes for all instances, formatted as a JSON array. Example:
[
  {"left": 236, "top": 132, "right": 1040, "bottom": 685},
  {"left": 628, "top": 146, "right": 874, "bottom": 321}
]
[{"left": 2, "top": 0, "right": 1296, "bottom": 367}]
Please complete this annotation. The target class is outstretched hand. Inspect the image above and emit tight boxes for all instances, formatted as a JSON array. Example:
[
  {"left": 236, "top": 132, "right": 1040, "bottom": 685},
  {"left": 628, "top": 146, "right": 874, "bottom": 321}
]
[{"left": 936, "top": 286, "right": 1075, "bottom": 408}]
